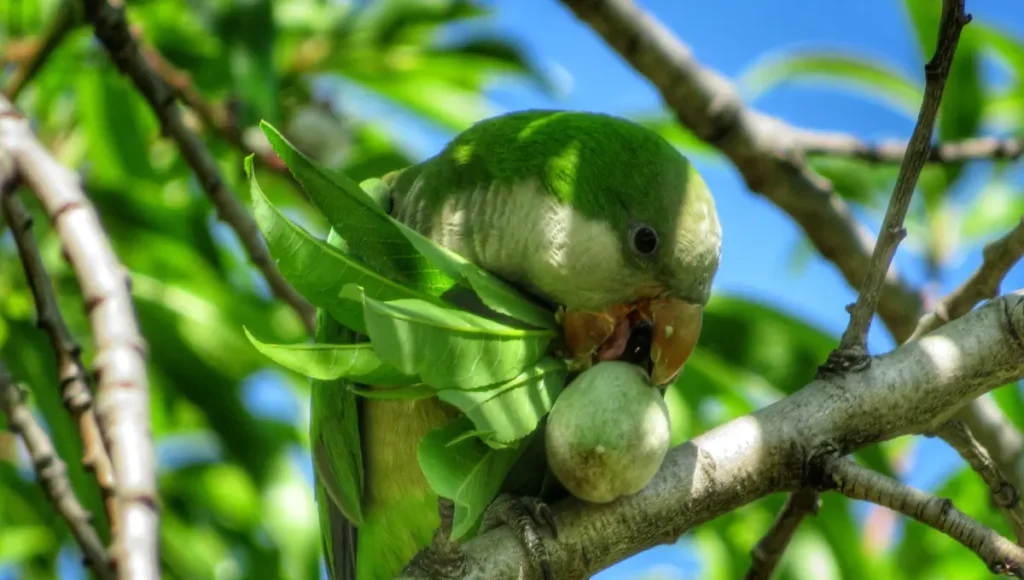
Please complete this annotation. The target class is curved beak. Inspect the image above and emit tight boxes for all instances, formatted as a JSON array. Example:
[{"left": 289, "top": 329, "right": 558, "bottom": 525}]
[
  {"left": 561, "top": 299, "right": 704, "bottom": 386},
  {"left": 645, "top": 299, "right": 704, "bottom": 387}
]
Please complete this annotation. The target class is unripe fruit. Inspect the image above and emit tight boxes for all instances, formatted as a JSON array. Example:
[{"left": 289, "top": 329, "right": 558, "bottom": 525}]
[{"left": 545, "top": 361, "right": 671, "bottom": 504}]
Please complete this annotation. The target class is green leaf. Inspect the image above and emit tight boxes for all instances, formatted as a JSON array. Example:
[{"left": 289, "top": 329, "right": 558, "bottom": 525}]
[
  {"left": 76, "top": 70, "right": 160, "bottom": 185},
  {"left": 737, "top": 50, "right": 922, "bottom": 115},
  {"left": 417, "top": 416, "right": 529, "bottom": 539},
  {"left": 362, "top": 296, "right": 555, "bottom": 390},
  {"left": 631, "top": 115, "right": 721, "bottom": 161},
  {"left": 349, "top": 384, "right": 437, "bottom": 401},
  {"left": 243, "top": 326, "right": 419, "bottom": 384},
  {"left": 960, "top": 181, "right": 1024, "bottom": 241},
  {"left": 807, "top": 156, "right": 899, "bottom": 207},
  {"left": 260, "top": 121, "right": 456, "bottom": 294},
  {"left": 437, "top": 357, "right": 567, "bottom": 448},
  {"left": 382, "top": 211, "right": 557, "bottom": 330},
  {"left": 259, "top": 126, "right": 555, "bottom": 331},
  {"left": 247, "top": 156, "right": 439, "bottom": 331}
]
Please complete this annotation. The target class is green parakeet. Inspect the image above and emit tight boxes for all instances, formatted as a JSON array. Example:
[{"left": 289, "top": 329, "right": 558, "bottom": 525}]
[{"left": 312, "top": 109, "right": 721, "bottom": 580}]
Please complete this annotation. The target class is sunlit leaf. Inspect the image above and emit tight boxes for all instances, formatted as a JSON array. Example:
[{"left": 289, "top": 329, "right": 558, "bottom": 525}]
[
  {"left": 243, "top": 326, "right": 420, "bottom": 384},
  {"left": 737, "top": 50, "right": 922, "bottom": 115},
  {"left": 248, "top": 156, "right": 440, "bottom": 331},
  {"left": 417, "top": 416, "right": 529, "bottom": 539},
  {"left": 363, "top": 295, "right": 555, "bottom": 389},
  {"left": 260, "top": 121, "right": 457, "bottom": 293},
  {"left": 437, "top": 357, "right": 567, "bottom": 448}
]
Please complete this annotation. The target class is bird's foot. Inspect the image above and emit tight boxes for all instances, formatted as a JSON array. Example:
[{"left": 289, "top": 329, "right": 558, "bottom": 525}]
[
  {"left": 480, "top": 493, "right": 559, "bottom": 580},
  {"left": 400, "top": 498, "right": 465, "bottom": 580}
]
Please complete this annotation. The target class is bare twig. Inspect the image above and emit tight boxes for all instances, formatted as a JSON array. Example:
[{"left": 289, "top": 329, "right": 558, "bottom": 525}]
[
  {"left": 2, "top": 2, "right": 79, "bottom": 100},
  {"left": 745, "top": 488, "right": 821, "bottom": 580},
  {"left": 1, "top": 191, "right": 119, "bottom": 538},
  {"left": 911, "top": 217, "right": 1024, "bottom": 341},
  {"left": 558, "top": 0, "right": 926, "bottom": 341},
  {"left": 0, "top": 95, "right": 158, "bottom": 580},
  {"left": 400, "top": 292, "right": 1024, "bottom": 580},
  {"left": 825, "top": 456, "right": 1024, "bottom": 576},
  {"left": 933, "top": 421, "right": 1024, "bottom": 544},
  {"left": 829, "top": 0, "right": 971, "bottom": 364},
  {"left": 0, "top": 364, "right": 115, "bottom": 580},
  {"left": 793, "top": 131, "right": 1024, "bottom": 164},
  {"left": 81, "top": 0, "right": 317, "bottom": 335}
]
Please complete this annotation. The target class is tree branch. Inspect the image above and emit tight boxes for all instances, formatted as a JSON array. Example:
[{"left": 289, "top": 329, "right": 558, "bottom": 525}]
[
  {"left": 0, "top": 364, "right": 115, "bottom": 580},
  {"left": 2, "top": 1, "right": 79, "bottom": 101},
  {"left": 0, "top": 190, "right": 119, "bottom": 538},
  {"left": 402, "top": 291, "right": 1024, "bottom": 580},
  {"left": 137, "top": 45, "right": 296, "bottom": 180},
  {"left": 80, "top": 0, "right": 317, "bottom": 335},
  {"left": 958, "top": 396, "right": 1024, "bottom": 489},
  {"left": 745, "top": 488, "right": 820, "bottom": 580},
  {"left": 793, "top": 130, "right": 1024, "bottom": 164},
  {"left": 0, "top": 95, "right": 159, "bottom": 580},
  {"left": 829, "top": 0, "right": 970, "bottom": 362},
  {"left": 911, "top": 217, "right": 1024, "bottom": 341},
  {"left": 825, "top": 456, "right": 1024, "bottom": 575},
  {"left": 558, "top": 0, "right": 925, "bottom": 342},
  {"left": 931, "top": 421, "right": 1024, "bottom": 544}
]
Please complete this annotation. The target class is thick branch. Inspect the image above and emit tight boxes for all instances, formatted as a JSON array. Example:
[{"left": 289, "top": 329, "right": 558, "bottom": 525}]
[
  {"left": 833, "top": 0, "right": 970, "bottom": 359},
  {"left": 1, "top": 191, "right": 118, "bottom": 537},
  {"left": 933, "top": 421, "right": 1024, "bottom": 544},
  {"left": 794, "top": 130, "right": 1024, "bottom": 164},
  {"left": 558, "top": 0, "right": 925, "bottom": 341},
  {"left": 402, "top": 291, "right": 1024, "bottom": 580},
  {"left": 0, "top": 365, "right": 114, "bottom": 580},
  {"left": 81, "top": 0, "right": 316, "bottom": 334},
  {"left": 825, "top": 456, "right": 1024, "bottom": 575},
  {"left": 0, "top": 96, "right": 158, "bottom": 580}
]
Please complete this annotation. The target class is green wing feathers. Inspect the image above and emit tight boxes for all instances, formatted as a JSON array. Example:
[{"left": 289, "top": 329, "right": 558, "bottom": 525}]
[{"left": 312, "top": 230, "right": 365, "bottom": 580}]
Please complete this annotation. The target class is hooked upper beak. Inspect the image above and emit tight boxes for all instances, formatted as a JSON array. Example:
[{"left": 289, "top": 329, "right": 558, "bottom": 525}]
[
  {"left": 560, "top": 298, "right": 703, "bottom": 387},
  {"left": 643, "top": 299, "right": 704, "bottom": 387}
]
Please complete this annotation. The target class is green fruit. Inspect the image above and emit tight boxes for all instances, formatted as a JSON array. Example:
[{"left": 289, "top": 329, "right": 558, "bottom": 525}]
[{"left": 545, "top": 361, "right": 671, "bottom": 504}]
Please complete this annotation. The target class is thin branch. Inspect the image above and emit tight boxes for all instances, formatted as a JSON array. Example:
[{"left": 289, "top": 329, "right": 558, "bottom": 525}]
[
  {"left": 911, "top": 216, "right": 1024, "bottom": 341},
  {"left": 405, "top": 291, "right": 1024, "bottom": 580},
  {"left": 933, "top": 421, "right": 1024, "bottom": 544},
  {"left": 830, "top": 0, "right": 971, "bottom": 361},
  {"left": 558, "top": 0, "right": 926, "bottom": 342},
  {"left": 0, "top": 190, "right": 119, "bottom": 538},
  {"left": 0, "top": 364, "right": 115, "bottom": 580},
  {"left": 0, "top": 95, "right": 158, "bottom": 580},
  {"left": 825, "top": 456, "right": 1024, "bottom": 576},
  {"left": 138, "top": 46, "right": 296, "bottom": 179},
  {"left": 2, "top": 2, "right": 79, "bottom": 100},
  {"left": 793, "top": 131, "right": 1024, "bottom": 164},
  {"left": 81, "top": 0, "right": 317, "bottom": 335},
  {"left": 745, "top": 488, "right": 821, "bottom": 580},
  {"left": 958, "top": 397, "right": 1024, "bottom": 488}
]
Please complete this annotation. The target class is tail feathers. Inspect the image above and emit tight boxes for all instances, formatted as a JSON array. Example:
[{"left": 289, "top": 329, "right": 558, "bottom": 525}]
[
  {"left": 317, "top": 480, "right": 358, "bottom": 580},
  {"left": 330, "top": 502, "right": 357, "bottom": 580}
]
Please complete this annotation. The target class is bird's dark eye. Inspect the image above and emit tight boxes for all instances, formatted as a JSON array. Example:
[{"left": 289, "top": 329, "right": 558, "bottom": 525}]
[{"left": 631, "top": 224, "right": 659, "bottom": 255}]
